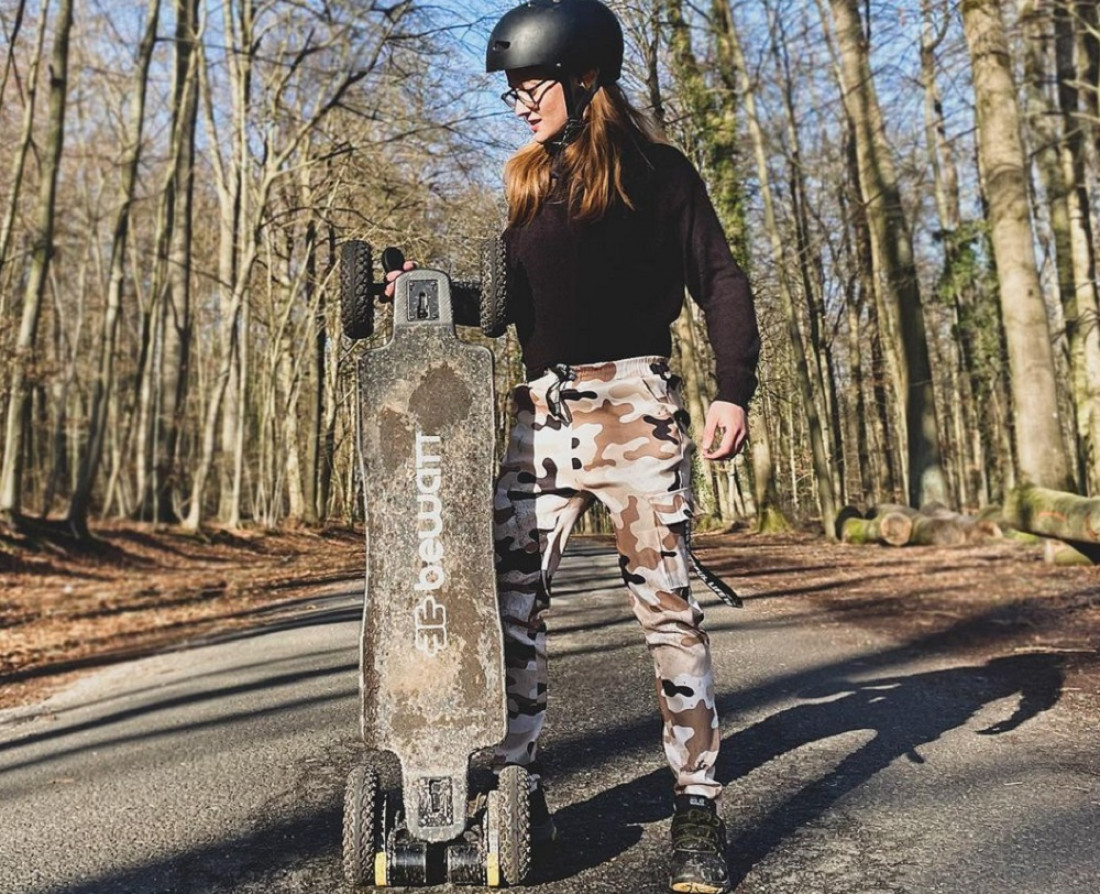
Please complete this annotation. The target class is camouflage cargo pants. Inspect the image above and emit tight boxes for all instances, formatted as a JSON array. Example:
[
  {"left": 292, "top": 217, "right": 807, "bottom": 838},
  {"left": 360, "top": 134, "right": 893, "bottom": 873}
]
[{"left": 493, "top": 356, "right": 721, "bottom": 799}]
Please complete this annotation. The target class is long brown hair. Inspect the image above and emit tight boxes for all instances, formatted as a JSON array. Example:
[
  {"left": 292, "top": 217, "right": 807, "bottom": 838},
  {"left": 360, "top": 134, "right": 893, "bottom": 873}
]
[{"left": 504, "top": 83, "right": 665, "bottom": 227}]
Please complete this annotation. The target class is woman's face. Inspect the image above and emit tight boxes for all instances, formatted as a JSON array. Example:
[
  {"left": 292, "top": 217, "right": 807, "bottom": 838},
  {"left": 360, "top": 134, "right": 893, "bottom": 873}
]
[{"left": 505, "top": 69, "right": 568, "bottom": 143}]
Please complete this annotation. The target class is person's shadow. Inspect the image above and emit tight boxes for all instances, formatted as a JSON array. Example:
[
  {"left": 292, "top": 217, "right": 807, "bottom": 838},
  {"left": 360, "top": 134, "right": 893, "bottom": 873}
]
[{"left": 531, "top": 652, "right": 1064, "bottom": 885}]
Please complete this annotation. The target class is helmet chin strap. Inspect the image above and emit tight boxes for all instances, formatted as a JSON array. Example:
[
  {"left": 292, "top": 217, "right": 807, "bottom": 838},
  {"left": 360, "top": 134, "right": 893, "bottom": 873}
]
[{"left": 546, "top": 71, "right": 600, "bottom": 153}]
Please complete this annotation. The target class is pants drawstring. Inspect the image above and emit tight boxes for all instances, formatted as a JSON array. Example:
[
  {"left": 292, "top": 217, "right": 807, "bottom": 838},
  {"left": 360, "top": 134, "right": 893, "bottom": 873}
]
[{"left": 546, "top": 363, "right": 578, "bottom": 424}]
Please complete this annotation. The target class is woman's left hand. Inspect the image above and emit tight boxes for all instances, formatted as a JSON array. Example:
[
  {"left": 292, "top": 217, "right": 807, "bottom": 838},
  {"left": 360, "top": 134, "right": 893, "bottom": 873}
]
[
  {"left": 382, "top": 260, "right": 419, "bottom": 301},
  {"left": 701, "top": 401, "right": 748, "bottom": 460}
]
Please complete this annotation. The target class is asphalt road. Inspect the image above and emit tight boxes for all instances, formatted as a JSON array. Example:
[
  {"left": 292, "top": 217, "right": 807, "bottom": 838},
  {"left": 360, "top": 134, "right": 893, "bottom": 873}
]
[{"left": 1, "top": 542, "right": 1097, "bottom": 894}]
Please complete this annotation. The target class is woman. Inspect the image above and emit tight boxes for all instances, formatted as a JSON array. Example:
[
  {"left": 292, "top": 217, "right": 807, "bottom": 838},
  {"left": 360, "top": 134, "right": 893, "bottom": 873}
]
[{"left": 389, "top": 2, "right": 758, "bottom": 891}]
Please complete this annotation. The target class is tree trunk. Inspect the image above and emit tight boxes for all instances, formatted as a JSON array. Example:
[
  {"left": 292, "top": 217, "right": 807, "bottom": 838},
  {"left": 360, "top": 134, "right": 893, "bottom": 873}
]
[
  {"left": 961, "top": 0, "right": 1073, "bottom": 490},
  {"left": 908, "top": 504, "right": 1000, "bottom": 546},
  {"left": 67, "top": 0, "right": 160, "bottom": 535},
  {"left": 770, "top": 7, "right": 844, "bottom": 502},
  {"left": 0, "top": 0, "right": 29, "bottom": 109},
  {"left": 275, "top": 231, "right": 306, "bottom": 523},
  {"left": 0, "top": 0, "right": 74, "bottom": 523},
  {"left": 1054, "top": 2, "right": 1100, "bottom": 493},
  {"left": 827, "top": 0, "right": 948, "bottom": 508},
  {"left": 923, "top": 0, "right": 984, "bottom": 509},
  {"left": 1003, "top": 483, "right": 1100, "bottom": 546},
  {"left": 844, "top": 273, "right": 874, "bottom": 503},
  {"left": 675, "top": 309, "right": 717, "bottom": 518},
  {"left": 1020, "top": 0, "right": 1083, "bottom": 490},
  {"left": 0, "top": 5, "right": 49, "bottom": 319},
  {"left": 703, "top": 0, "right": 749, "bottom": 260},
  {"left": 839, "top": 502, "right": 998, "bottom": 546},
  {"left": 729, "top": 9, "right": 837, "bottom": 536},
  {"left": 228, "top": 289, "right": 250, "bottom": 527},
  {"left": 841, "top": 123, "right": 897, "bottom": 503},
  {"left": 642, "top": 0, "right": 664, "bottom": 125},
  {"left": 317, "top": 226, "right": 339, "bottom": 521},
  {"left": 1077, "top": 0, "right": 1100, "bottom": 164},
  {"left": 131, "top": 0, "right": 200, "bottom": 524},
  {"left": 752, "top": 406, "right": 792, "bottom": 534},
  {"left": 303, "top": 219, "right": 322, "bottom": 524}
]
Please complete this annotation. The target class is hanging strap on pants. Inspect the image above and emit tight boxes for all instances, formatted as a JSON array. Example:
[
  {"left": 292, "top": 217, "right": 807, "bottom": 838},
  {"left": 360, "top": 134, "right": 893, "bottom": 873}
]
[{"left": 684, "top": 520, "right": 743, "bottom": 608}]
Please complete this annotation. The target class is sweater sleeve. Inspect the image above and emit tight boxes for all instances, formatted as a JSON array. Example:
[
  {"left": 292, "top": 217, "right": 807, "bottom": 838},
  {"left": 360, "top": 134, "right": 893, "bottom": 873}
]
[{"left": 673, "top": 153, "right": 761, "bottom": 408}]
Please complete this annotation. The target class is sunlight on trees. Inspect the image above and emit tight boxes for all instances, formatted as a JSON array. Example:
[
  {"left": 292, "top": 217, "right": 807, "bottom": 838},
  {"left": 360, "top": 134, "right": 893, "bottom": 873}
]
[{"left": 2, "top": 0, "right": 1100, "bottom": 537}]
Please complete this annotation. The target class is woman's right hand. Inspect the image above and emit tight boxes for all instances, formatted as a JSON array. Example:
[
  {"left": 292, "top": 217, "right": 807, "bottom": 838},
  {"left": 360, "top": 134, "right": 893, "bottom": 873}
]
[{"left": 382, "top": 260, "right": 419, "bottom": 302}]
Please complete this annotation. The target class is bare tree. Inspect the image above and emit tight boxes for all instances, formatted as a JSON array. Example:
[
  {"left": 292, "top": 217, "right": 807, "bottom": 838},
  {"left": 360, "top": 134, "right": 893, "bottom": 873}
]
[
  {"left": 727, "top": 5, "right": 838, "bottom": 535},
  {"left": 132, "top": 0, "right": 202, "bottom": 524},
  {"left": 0, "top": 0, "right": 74, "bottom": 525},
  {"left": 0, "top": 0, "right": 29, "bottom": 107},
  {"left": 824, "top": 0, "right": 949, "bottom": 508},
  {"left": 67, "top": 0, "right": 160, "bottom": 535},
  {"left": 182, "top": 1, "right": 396, "bottom": 531},
  {"left": 1053, "top": 0, "right": 1100, "bottom": 493},
  {"left": 961, "top": 0, "right": 1074, "bottom": 489},
  {"left": 0, "top": 2, "right": 49, "bottom": 315}
]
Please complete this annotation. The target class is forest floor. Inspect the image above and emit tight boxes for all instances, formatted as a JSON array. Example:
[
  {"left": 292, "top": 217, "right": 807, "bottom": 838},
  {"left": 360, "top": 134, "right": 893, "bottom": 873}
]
[{"left": 1, "top": 521, "right": 1098, "bottom": 711}]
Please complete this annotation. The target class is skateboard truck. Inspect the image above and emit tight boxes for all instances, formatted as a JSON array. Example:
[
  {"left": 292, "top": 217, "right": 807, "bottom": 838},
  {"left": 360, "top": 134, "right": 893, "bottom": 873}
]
[
  {"left": 340, "top": 240, "right": 509, "bottom": 340},
  {"left": 340, "top": 241, "right": 529, "bottom": 889}
]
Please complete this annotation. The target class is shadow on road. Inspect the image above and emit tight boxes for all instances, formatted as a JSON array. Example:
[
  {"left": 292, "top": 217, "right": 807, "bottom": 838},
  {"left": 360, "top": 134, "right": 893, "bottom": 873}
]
[
  {"left": 719, "top": 651, "right": 1062, "bottom": 885},
  {"left": 532, "top": 650, "right": 1063, "bottom": 886}
]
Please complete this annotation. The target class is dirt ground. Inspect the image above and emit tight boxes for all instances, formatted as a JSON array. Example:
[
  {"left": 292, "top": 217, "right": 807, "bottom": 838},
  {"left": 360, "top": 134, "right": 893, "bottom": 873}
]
[
  {"left": 0, "top": 523, "right": 367, "bottom": 710},
  {"left": 699, "top": 530, "right": 1100, "bottom": 700},
  {"left": 1, "top": 522, "right": 1098, "bottom": 711}
]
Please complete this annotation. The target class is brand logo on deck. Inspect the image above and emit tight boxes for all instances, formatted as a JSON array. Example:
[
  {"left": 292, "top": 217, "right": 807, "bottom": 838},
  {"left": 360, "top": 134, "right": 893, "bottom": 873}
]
[
  {"left": 413, "top": 432, "right": 448, "bottom": 654},
  {"left": 414, "top": 595, "right": 448, "bottom": 656}
]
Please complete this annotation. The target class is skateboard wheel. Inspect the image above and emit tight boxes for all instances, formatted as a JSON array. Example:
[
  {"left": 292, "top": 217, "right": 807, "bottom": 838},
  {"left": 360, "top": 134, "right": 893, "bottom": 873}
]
[
  {"left": 478, "top": 237, "right": 509, "bottom": 338},
  {"left": 343, "top": 764, "right": 382, "bottom": 887},
  {"left": 341, "top": 240, "right": 374, "bottom": 340},
  {"left": 485, "top": 765, "right": 531, "bottom": 886},
  {"left": 444, "top": 844, "right": 484, "bottom": 884},
  {"left": 446, "top": 842, "right": 486, "bottom": 885},
  {"left": 387, "top": 840, "right": 430, "bottom": 886}
]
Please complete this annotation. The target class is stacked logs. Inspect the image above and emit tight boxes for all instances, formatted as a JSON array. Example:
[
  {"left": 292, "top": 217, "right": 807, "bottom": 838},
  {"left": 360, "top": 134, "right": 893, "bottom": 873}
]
[
  {"left": 835, "top": 485, "right": 1100, "bottom": 565},
  {"left": 835, "top": 503, "right": 1001, "bottom": 547}
]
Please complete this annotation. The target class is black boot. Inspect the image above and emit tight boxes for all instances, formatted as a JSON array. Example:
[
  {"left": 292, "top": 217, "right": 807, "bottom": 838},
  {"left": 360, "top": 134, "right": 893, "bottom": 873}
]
[{"left": 669, "top": 795, "right": 730, "bottom": 894}]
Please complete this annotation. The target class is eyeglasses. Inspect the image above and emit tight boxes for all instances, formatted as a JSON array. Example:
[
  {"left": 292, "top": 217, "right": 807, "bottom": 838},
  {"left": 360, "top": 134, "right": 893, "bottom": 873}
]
[{"left": 500, "top": 79, "right": 557, "bottom": 111}]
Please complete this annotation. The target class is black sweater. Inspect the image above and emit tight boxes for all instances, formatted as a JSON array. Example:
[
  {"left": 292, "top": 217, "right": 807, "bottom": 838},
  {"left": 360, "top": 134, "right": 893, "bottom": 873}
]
[{"left": 500, "top": 141, "right": 760, "bottom": 408}]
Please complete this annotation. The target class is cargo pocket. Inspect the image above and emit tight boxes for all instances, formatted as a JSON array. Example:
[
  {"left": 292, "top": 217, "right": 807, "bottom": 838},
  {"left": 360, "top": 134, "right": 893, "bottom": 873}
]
[
  {"left": 649, "top": 487, "right": 694, "bottom": 525},
  {"left": 652, "top": 489, "right": 695, "bottom": 595},
  {"left": 613, "top": 490, "right": 695, "bottom": 599}
]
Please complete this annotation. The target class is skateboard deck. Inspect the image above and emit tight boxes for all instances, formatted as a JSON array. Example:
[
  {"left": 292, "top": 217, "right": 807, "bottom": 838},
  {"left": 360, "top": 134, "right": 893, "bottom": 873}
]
[{"left": 357, "top": 269, "right": 506, "bottom": 844}]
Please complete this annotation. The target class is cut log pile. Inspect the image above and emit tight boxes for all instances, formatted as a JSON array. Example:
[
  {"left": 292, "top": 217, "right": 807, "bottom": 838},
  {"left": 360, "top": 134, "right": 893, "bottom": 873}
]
[
  {"left": 835, "top": 503, "right": 1001, "bottom": 547},
  {"left": 834, "top": 485, "right": 1100, "bottom": 565}
]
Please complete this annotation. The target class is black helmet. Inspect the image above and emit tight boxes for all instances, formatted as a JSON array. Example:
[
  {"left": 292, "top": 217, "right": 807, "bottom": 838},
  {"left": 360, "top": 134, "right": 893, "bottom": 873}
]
[{"left": 486, "top": 0, "right": 624, "bottom": 85}]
